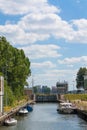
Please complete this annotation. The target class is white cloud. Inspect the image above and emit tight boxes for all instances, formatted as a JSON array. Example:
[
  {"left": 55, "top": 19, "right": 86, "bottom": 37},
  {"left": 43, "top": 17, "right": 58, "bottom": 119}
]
[
  {"left": 0, "top": 0, "right": 59, "bottom": 15},
  {"left": 0, "top": 1, "right": 87, "bottom": 45},
  {"left": 19, "top": 13, "right": 75, "bottom": 42},
  {"left": 21, "top": 44, "right": 61, "bottom": 59},
  {"left": 58, "top": 56, "right": 87, "bottom": 65},
  {"left": 1, "top": 15, "right": 87, "bottom": 45},
  {"left": 31, "top": 61, "right": 56, "bottom": 69},
  {"left": 69, "top": 19, "right": 87, "bottom": 43}
]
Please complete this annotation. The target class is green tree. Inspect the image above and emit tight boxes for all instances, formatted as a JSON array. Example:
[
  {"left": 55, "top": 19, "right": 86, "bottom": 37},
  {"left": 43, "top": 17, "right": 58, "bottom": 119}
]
[
  {"left": 33, "top": 87, "right": 38, "bottom": 94},
  {"left": 76, "top": 67, "right": 87, "bottom": 89},
  {"left": 44, "top": 87, "right": 50, "bottom": 94},
  {"left": 4, "top": 80, "right": 15, "bottom": 106},
  {"left": 0, "top": 36, "right": 31, "bottom": 101}
]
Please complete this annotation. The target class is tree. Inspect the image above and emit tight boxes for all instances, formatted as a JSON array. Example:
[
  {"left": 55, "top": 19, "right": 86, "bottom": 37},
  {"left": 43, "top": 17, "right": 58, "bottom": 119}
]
[
  {"left": 4, "top": 80, "right": 15, "bottom": 106},
  {"left": 0, "top": 36, "right": 31, "bottom": 101},
  {"left": 76, "top": 67, "right": 87, "bottom": 89},
  {"left": 33, "top": 87, "right": 38, "bottom": 94}
]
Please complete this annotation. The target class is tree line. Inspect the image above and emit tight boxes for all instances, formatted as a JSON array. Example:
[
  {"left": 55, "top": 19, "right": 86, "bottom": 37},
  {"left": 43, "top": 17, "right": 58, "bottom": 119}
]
[
  {"left": 76, "top": 67, "right": 87, "bottom": 89},
  {"left": 0, "top": 36, "right": 31, "bottom": 106}
]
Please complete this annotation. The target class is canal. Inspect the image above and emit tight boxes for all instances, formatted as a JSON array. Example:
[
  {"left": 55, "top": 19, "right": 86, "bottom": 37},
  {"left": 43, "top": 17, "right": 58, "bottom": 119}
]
[{"left": 0, "top": 103, "right": 87, "bottom": 130}]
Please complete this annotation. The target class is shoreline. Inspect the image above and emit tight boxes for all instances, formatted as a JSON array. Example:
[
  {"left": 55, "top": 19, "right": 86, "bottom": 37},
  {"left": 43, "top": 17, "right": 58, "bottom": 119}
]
[{"left": 0, "top": 100, "right": 35, "bottom": 126}]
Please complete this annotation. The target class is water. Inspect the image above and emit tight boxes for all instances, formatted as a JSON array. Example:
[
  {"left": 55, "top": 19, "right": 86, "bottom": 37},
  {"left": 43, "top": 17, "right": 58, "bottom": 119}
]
[{"left": 0, "top": 103, "right": 87, "bottom": 130}]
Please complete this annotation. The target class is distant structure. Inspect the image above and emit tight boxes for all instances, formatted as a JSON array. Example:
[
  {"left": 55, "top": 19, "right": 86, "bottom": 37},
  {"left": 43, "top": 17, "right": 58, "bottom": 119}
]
[
  {"left": 84, "top": 71, "right": 87, "bottom": 90},
  {"left": 51, "top": 86, "right": 57, "bottom": 94},
  {"left": 35, "top": 85, "right": 42, "bottom": 93},
  {"left": 24, "top": 88, "right": 33, "bottom": 100},
  {"left": 0, "top": 76, "right": 4, "bottom": 115},
  {"left": 56, "top": 81, "right": 68, "bottom": 94},
  {"left": 42, "top": 86, "right": 48, "bottom": 93},
  {"left": 42, "top": 85, "right": 50, "bottom": 94}
]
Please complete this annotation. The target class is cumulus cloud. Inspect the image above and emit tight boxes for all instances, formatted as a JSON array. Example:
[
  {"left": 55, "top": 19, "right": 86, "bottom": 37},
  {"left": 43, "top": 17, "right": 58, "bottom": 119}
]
[
  {"left": 5, "top": 17, "right": 87, "bottom": 45},
  {"left": 0, "top": 0, "right": 87, "bottom": 45},
  {"left": 0, "top": 0, "right": 59, "bottom": 15},
  {"left": 70, "top": 19, "right": 87, "bottom": 43},
  {"left": 21, "top": 44, "right": 61, "bottom": 59},
  {"left": 58, "top": 56, "right": 87, "bottom": 65},
  {"left": 31, "top": 61, "right": 56, "bottom": 69}
]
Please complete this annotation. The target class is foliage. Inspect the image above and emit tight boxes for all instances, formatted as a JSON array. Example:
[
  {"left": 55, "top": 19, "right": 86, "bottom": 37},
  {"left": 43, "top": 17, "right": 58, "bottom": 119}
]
[
  {"left": 33, "top": 86, "right": 38, "bottom": 94},
  {"left": 76, "top": 67, "right": 87, "bottom": 89},
  {"left": 3, "top": 80, "right": 15, "bottom": 106},
  {"left": 0, "top": 36, "right": 31, "bottom": 105},
  {"left": 43, "top": 87, "right": 50, "bottom": 94}
]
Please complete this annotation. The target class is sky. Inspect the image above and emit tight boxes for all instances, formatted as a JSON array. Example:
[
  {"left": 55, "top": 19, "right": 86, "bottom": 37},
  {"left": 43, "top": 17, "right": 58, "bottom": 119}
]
[{"left": 0, "top": 0, "right": 87, "bottom": 90}]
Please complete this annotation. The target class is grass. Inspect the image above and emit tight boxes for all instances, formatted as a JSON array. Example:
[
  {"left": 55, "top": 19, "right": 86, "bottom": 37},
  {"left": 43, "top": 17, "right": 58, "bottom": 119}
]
[
  {"left": 4, "top": 98, "right": 28, "bottom": 113},
  {"left": 64, "top": 94, "right": 87, "bottom": 110}
]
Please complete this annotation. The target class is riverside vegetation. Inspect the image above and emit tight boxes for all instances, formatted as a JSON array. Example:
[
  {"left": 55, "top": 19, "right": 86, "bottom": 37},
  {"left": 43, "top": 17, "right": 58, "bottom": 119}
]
[{"left": 0, "top": 36, "right": 31, "bottom": 112}]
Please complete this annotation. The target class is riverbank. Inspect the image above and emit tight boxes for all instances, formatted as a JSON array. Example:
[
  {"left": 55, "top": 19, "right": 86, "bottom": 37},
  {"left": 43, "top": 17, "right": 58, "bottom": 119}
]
[
  {"left": 72, "top": 100, "right": 87, "bottom": 110},
  {"left": 0, "top": 100, "right": 35, "bottom": 125},
  {"left": 71, "top": 100, "right": 87, "bottom": 121},
  {"left": 58, "top": 98, "right": 87, "bottom": 121}
]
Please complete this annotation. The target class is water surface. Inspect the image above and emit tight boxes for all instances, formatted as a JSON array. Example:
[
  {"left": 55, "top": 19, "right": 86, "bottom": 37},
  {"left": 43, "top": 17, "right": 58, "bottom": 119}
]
[{"left": 0, "top": 103, "right": 87, "bottom": 130}]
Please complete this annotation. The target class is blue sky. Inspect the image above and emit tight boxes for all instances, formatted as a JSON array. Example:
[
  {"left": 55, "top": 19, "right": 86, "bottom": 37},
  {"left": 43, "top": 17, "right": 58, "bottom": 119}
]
[{"left": 0, "top": 0, "right": 87, "bottom": 90}]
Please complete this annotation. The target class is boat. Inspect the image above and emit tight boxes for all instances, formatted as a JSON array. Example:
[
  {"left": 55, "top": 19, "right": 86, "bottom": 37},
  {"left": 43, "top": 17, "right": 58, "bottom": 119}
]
[
  {"left": 26, "top": 104, "right": 33, "bottom": 112},
  {"left": 18, "top": 108, "right": 28, "bottom": 115},
  {"left": 4, "top": 117, "right": 17, "bottom": 126},
  {"left": 57, "top": 102, "right": 77, "bottom": 114}
]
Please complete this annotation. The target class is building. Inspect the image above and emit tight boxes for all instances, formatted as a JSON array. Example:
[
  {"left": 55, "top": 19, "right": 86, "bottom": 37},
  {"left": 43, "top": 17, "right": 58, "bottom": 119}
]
[
  {"left": 24, "top": 88, "right": 33, "bottom": 100},
  {"left": 35, "top": 85, "right": 42, "bottom": 93},
  {"left": 51, "top": 86, "right": 57, "bottom": 94},
  {"left": 56, "top": 81, "right": 68, "bottom": 94},
  {"left": 0, "top": 76, "right": 4, "bottom": 115}
]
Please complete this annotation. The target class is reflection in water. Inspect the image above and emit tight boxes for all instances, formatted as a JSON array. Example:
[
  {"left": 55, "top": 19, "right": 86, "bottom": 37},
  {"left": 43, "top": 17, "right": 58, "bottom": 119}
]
[{"left": 0, "top": 103, "right": 87, "bottom": 130}]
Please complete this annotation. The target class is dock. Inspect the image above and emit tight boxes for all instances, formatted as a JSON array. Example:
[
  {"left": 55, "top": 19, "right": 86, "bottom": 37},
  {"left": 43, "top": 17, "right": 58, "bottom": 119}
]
[
  {"left": 57, "top": 99, "right": 87, "bottom": 122},
  {"left": 77, "top": 109, "right": 87, "bottom": 121},
  {"left": 0, "top": 100, "right": 35, "bottom": 125}
]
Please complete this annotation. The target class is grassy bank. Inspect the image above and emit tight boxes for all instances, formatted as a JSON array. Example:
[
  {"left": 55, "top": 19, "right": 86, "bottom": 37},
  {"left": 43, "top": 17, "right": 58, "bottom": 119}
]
[
  {"left": 65, "top": 94, "right": 87, "bottom": 101},
  {"left": 64, "top": 94, "right": 87, "bottom": 110}
]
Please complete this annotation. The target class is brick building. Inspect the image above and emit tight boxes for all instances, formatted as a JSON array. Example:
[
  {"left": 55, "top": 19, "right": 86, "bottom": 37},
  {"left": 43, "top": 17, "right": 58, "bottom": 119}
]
[{"left": 24, "top": 88, "right": 34, "bottom": 100}]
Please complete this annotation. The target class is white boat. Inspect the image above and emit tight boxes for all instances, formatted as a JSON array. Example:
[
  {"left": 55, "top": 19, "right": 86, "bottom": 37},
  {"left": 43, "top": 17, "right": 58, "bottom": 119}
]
[
  {"left": 18, "top": 108, "right": 28, "bottom": 115},
  {"left": 57, "top": 102, "right": 77, "bottom": 114},
  {"left": 4, "top": 117, "right": 17, "bottom": 126}
]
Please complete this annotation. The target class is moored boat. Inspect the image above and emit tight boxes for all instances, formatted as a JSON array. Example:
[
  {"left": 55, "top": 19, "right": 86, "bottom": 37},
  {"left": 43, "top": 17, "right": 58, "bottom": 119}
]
[
  {"left": 18, "top": 108, "right": 28, "bottom": 115},
  {"left": 4, "top": 117, "right": 17, "bottom": 126},
  {"left": 26, "top": 104, "right": 33, "bottom": 112},
  {"left": 57, "top": 102, "right": 77, "bottom": 114}
]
